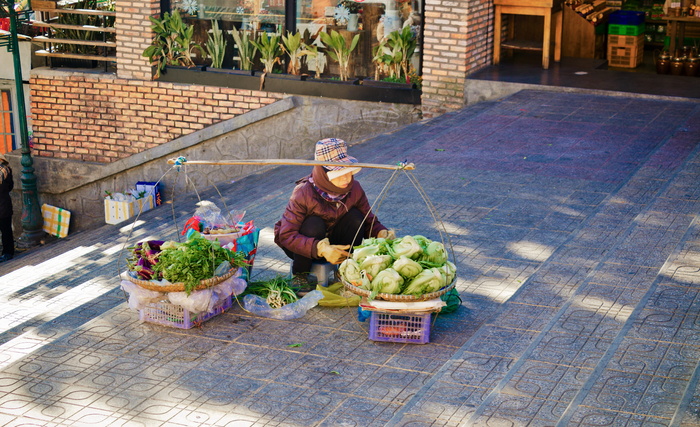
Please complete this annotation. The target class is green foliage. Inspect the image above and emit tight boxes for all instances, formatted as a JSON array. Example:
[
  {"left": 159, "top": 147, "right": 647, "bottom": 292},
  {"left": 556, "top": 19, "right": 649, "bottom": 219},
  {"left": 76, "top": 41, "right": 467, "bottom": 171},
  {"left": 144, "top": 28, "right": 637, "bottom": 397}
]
[
  {"left": 373, "top": 26, "right": 417, "bottom": 82},
  {"left": 142, "top": 10, "right": 203, "bottom": 78},
  {"left": 230, "top": 26, "right": 257, "bottom": 71},
  {"left": 281, "top": 30, "right": 304, "bottom": 75},
  {"left": 319, "top": 29, "right": 359, "bottom": 81},
  {"left": 299, "top": 29, "right": 326, "bottom": 78},
  {"left": 51, "top": 0, "right": 115, "bottom": 55},
  {"left": 251, "top": 32, "right": 282, "bottom": 74},
  {"left": 205, "top": 20, "right": 227, "bottom": 69},
  {"left": 150, "top": 233, "right": 247, "bottom": 295}
]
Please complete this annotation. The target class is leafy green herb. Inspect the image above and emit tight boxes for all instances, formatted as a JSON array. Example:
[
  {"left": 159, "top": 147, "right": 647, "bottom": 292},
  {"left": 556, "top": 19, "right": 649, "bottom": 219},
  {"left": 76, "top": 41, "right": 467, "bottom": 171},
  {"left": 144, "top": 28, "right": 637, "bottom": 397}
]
[
  {"left": 150, "top": 232, "right": 247, "bottom": 294},
  {"left": 242, "top": 275, "right": 299, "bottom": 308}
]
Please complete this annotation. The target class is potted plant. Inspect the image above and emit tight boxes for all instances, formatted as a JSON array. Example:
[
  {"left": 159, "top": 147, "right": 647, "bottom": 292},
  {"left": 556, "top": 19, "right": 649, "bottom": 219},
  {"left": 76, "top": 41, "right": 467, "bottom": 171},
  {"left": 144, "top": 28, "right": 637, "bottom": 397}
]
[
  {"left": 319, "top": 29, "right": 359, "bottom": 81},
  {"left": 370, "top": 26, "right": 416, "bottom": 84},
  {"left": 205, "top": 20, "right": 227, "bottom": 69},
  {"left": 142, "top": 9, "right": 204, "bottom": 78},
  {"left": 230, "top": 26, "right": 258, "bottom": 73},
  {"left": 281, "top": 30, "right": 305, "bottom": 75},
  {"left": 251, "top": 32, "right": 282, "bottom": 74},
  {"left": 340, "top": 0, "right": 361, "bottom": 31},
  {"left": 302, "top": 42, "right": 327, "bottom": 79}
]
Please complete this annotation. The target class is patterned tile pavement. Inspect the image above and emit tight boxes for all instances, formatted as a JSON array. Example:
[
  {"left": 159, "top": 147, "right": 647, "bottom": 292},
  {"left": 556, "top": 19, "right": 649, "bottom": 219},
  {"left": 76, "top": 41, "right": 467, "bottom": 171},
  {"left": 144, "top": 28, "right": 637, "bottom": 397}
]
[{"left": 1, "top": 90, "right": 700, "bottom": 426}]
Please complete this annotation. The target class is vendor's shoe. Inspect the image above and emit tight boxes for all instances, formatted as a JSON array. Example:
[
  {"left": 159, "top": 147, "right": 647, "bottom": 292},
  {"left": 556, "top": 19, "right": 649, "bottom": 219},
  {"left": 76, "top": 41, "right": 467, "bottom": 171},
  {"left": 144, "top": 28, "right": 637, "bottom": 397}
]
[
  {"left": 0, "top": 254, "right": 13, "bottom": 263},
  {"left": 290, "top": 273, "right": 318, "bottom": 296}
]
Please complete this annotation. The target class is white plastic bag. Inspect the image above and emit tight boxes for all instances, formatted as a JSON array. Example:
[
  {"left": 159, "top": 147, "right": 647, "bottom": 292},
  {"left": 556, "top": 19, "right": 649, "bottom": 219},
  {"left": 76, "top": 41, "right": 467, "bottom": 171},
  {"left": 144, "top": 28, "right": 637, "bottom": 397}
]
[
  {"left": 120, "top": 280, "right": 165, "bottom": 310},
  {"left": 243, "top": 290, "right": 324, "bottom": 320},
  {"left": 169, "top": 289, "right": 213, "bottom": 313}
]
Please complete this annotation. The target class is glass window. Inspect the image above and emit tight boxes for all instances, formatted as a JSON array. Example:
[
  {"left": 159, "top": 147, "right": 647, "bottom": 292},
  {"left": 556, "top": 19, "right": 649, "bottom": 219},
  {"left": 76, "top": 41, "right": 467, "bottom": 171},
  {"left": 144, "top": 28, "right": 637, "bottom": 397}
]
[
  {"left": 169, "top": 0, "right": 423, "bottom": 84},
  {"left": 173, "top": 0, "right": 285, "bottom": 31},
  {"left": 0, "top": 90, "right": 15, "bottom": 153}
]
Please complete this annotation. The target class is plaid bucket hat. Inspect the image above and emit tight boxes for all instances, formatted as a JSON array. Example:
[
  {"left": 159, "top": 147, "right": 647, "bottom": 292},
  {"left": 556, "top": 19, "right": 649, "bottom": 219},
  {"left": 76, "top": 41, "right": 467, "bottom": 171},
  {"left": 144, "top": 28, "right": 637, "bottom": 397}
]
[{"left": 314, "top": 138, "right": 361, "bottom": 179}]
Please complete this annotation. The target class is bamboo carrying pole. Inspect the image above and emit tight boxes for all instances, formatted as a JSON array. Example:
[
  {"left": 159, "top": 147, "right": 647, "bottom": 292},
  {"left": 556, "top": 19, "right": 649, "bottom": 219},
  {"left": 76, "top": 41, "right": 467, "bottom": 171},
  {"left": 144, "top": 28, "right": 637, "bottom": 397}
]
[{"left": 167, "top": 157, "right": 416, "bottom": 171}]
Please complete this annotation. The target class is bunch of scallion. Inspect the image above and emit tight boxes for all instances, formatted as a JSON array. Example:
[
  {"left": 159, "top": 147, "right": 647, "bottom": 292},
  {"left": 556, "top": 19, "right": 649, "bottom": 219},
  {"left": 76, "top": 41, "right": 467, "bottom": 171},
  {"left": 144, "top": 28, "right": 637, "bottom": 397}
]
[{"left": 242, "top": 276, "right": 298, "bottom": 309}]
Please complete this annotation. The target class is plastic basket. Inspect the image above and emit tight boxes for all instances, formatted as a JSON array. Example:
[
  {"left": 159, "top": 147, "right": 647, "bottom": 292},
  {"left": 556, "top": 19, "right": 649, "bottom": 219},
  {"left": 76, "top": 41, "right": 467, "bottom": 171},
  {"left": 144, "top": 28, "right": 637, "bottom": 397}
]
[
  {"left": 369, "top": 311, "right": 431, "bottom": 344},
  {"left": 608, "top": 23, "right": 644, "bottom": 36},
  {"left": 139, "top": 294, "right": 233, "bottom": 329},
  {"left": 608, "top": 10, "right": 645, "bottom": 26}
]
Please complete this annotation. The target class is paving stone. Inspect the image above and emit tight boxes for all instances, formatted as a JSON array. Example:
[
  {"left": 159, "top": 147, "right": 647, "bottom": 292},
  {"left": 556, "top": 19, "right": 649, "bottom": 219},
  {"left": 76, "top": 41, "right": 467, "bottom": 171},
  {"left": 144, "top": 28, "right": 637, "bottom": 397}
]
[{"left": 1, "top": 90, "right": 700, "bottom": 425}]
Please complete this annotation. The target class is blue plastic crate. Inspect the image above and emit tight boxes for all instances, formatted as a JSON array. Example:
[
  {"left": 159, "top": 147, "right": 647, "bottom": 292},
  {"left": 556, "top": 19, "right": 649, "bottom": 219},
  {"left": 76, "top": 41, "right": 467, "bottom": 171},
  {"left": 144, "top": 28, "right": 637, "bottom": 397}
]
[{"left": 609, "top": 10, "right": 645, "bottom": 26}]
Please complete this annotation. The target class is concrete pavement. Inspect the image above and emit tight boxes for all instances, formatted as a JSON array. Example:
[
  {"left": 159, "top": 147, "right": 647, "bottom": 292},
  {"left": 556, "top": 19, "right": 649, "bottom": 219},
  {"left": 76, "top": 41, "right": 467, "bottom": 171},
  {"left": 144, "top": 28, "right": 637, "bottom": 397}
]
[{"left": 1, "top": 89, "right": 700, "bottom": 426}]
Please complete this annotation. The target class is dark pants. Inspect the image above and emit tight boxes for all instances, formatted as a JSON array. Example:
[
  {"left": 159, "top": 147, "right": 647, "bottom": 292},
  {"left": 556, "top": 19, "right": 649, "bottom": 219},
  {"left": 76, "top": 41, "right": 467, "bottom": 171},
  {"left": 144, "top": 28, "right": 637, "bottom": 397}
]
[
  {"left": 0, "top": 216, "right": 14, "bottom": 256},
  {"left": 284, "top": 208, "right": 367, "bottom": 275}
]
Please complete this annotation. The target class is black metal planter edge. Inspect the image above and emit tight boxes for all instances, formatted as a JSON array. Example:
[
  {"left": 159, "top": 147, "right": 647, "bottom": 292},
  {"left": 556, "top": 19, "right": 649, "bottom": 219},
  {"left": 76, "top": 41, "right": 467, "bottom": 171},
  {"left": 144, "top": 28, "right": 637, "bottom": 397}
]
[{"left": 159, "top": 67, "right": 422, "bottom": 105}]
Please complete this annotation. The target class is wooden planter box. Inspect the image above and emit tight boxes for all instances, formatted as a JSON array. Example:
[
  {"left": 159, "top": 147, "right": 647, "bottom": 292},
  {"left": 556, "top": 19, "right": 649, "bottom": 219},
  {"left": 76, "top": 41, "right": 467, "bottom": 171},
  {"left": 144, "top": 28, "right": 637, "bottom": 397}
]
[{"left": 159, "top": 66, "right": 422, "bottom": 105}]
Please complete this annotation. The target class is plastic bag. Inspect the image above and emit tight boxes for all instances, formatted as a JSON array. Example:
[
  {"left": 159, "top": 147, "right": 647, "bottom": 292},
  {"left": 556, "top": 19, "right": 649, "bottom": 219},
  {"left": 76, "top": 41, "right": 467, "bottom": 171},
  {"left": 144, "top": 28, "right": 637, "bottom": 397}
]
[
  {"left": 243, "top": 290, "right": 324, "bottom": 320},
  {"left": 120, "top": 280, "right": 165, "bottom": 310},
  {"left": 317, "top": 282, "right": 361, "bottom": 307},
  {"left": 194, "top": 200, "right": 228, "bottom": 229},
  {"left": 169, "top": 288, "right": 213, "bottom": 313},
  {"left": 440, "top": 287, "right": 462, "bottom": 314}
]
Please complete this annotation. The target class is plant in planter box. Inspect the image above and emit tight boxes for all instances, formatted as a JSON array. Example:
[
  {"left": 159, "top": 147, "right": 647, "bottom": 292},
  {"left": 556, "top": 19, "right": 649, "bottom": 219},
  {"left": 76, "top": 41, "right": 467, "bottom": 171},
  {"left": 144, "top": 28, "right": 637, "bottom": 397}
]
[
  {"left": 389, "top": 26, "right": 417, "bottom": 82},
  {"left": 205, "top": 20, "right": 227, "bottom": 69},
  {"left": 319, "top": 29, "right": 359, "bottom": 81},
  {"left": 142, "top": 10, "right": 204, "bottom": 78},
  {"left": 231, "top": 26, "right": 258, "bottom": 71},
  {"left": 251, "top": 32, "right": 282, "bottom": 74},
  {"left": 281, "top": 30, "right": 305, "bottom": 75},
  {"left": 372, "top": 26, "right": 416, "bottom": 82},
  {"left": 301, "top": 41, "right": 327, "bottom": 78}
]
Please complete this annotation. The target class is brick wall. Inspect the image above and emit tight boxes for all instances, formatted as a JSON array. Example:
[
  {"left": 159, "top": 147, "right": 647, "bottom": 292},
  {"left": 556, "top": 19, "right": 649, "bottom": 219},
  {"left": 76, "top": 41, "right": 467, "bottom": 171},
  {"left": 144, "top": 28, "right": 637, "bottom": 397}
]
[
  {"left": 115, "top": 0, "right": 159, "bottom": 81},
  {"left": 421, "top": 0, "right": 493, "bottom": 118},
  {"left": 30, "top": 75, "right": 284, "bottom": 162},
  {"left": 29, "top": 0, "right": 493, "bottom": 162}
]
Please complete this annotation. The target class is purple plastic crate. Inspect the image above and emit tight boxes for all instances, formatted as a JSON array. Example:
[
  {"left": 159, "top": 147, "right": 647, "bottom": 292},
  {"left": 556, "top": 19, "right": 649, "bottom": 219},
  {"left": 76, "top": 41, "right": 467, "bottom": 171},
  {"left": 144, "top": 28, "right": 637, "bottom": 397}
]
[
  {"left": 139, "top": 294, "right": 232, "bottom": 329},
  {"left": 369, "top": 311, "right": 431, "bottom": 344},
  {"left": 609, "top": 10, "right": 645, "bottom": 26}
]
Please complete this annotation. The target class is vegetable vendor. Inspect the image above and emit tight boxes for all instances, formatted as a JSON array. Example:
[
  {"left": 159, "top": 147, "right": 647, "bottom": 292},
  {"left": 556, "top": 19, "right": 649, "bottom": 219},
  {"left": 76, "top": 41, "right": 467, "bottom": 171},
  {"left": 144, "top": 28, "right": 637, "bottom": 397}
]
[{"left": 274, "top": 138, "right": 396, "bottom": 292}]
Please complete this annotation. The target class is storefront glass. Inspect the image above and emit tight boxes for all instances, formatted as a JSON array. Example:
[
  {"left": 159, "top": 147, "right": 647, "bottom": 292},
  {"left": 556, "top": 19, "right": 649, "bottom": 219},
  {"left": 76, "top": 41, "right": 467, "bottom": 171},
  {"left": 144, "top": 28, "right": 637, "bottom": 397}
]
[{"left": 169, "top": 0, "right": 423, "bottom": 83}]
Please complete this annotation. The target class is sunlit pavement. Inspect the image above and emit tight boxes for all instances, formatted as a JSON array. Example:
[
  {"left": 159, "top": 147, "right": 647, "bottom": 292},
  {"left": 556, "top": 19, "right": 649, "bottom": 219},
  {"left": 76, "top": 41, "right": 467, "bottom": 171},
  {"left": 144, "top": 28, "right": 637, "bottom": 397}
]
[{"left": 1, "top": 90, "right": 700, "bottom": 426}]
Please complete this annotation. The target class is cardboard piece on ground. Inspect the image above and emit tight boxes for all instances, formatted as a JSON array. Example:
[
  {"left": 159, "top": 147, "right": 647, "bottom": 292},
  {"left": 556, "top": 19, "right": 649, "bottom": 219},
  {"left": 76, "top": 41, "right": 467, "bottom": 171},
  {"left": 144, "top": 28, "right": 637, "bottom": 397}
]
[
  {"left": 360, "top": 297, "right": 446, "bottom": 313},
  {"left": 41, "top": 204, "right": 71, "bottom": 238}
]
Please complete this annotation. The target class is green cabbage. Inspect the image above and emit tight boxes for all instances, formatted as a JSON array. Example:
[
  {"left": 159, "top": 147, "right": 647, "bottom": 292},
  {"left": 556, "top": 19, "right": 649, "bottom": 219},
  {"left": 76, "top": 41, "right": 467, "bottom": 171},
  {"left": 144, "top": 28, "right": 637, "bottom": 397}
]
[
  {"left": 413, "top": 235, "right": 431, "bottom": 251},
  {"left": 389, "top": 235, "right": 423, "bottom": 260},
  {"left": 403, "top": 268, "right": 445, "bottom": 295},
  {"left": 392, "top": 255, "right": 423, "bottom": 279},
  {"left": 339, "top": 258, "right": 361, "bottom": 283},
  {"left": 352, "top": 244, "right": 382, "bottom": 264},
  {"left": 371, "top": 268, "right": 404, "bottom": 294},
  {"left": 442, "top": 261, "right": 456, "bottom": 285},
  {"left": 420, "top": 241, "right": 447, "bottom": 266},
  {"left": 358, "top": 270, "right": 372, "bottom": 290},
  {"left": 360, "top": 254, "right": 393, "bottom": 279}
]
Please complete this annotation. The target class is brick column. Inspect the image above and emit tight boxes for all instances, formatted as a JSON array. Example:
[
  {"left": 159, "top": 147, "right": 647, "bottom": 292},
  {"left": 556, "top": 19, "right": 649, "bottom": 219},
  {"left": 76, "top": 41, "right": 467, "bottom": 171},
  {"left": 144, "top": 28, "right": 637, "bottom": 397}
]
[
  {"left": 420, "top": 0, "right": 493, "bottom": 118},
  {"left": 115, "top": 0, "right": 160, "bottom": 81}
]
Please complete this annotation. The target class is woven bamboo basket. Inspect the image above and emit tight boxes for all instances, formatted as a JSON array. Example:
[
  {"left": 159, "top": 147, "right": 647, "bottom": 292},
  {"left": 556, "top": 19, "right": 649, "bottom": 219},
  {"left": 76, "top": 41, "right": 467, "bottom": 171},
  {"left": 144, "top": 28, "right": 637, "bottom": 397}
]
[
  {"left": 342, "top": 276, "right": 456, "bottom": 302},
  {"left": 126, "top": 268, "right": 238, "bottom": 293}
]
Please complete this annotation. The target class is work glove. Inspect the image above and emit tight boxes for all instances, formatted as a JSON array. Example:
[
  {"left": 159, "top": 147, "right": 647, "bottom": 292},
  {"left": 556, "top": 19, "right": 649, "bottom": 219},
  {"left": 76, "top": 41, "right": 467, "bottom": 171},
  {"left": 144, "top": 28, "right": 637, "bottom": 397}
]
[
  {"left": 377, "top": 229, "right": 396, "bottom": 240},
  {"left": 317, "top": 238, "right": 350, "bottom": 264}
]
